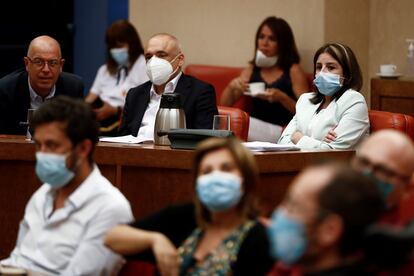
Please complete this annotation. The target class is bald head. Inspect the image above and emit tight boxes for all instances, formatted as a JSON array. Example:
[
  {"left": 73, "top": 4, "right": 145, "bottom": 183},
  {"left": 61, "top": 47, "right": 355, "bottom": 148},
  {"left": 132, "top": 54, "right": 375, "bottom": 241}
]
[
  {"left": 358, "top": 130, "right": 414, "bottom": 179},
  {"left": 27, "top": 36, "right": 62, "bottom": 58},
  {"left": 147, "top": 33, "right": 182, "bottom": 55},
  {"left": 354, "top": 130, "right": 414, "bottom": 206}
]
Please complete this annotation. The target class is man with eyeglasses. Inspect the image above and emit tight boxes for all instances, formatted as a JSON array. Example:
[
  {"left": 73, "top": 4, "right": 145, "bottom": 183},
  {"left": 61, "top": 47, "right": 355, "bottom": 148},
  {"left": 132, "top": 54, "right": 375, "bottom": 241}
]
[
  {"left": 0, "top": 35, "right": 84, "bottom": 135},
  {"left": 118, "top": 33, "right": 218, "bottom": 139},
  {"left": 352, "top": 129, "right": 414, "bottom": 225}
]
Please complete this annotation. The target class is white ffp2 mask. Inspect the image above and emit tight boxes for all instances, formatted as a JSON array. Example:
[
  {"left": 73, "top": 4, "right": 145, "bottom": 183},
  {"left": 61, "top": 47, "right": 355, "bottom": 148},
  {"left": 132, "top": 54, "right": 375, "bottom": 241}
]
[{"left": 146, "top": 55, "right": 180, "bottom": 85}]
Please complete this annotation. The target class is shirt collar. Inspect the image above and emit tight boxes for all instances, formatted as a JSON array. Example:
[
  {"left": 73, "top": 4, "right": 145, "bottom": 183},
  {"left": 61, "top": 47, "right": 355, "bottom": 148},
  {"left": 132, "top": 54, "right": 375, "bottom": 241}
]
[
  {"left": 44, "top": 165, "right": 101, "bottom": 210},
  {"left": 28, "top": 77, "right": 56, "bottom": 102},
  {"left": 149, "top": 71, "right": 183, "bottom": 97}
]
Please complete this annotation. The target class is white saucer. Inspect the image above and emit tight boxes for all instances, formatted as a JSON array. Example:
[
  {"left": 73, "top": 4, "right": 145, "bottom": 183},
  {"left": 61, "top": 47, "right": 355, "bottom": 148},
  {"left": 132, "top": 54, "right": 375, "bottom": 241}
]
[
  {"left": 376, "top": 72, "right": 402, "bottom": 79},
  {"left": 243, "top": 91, "right": 268, "bottom": 97}
]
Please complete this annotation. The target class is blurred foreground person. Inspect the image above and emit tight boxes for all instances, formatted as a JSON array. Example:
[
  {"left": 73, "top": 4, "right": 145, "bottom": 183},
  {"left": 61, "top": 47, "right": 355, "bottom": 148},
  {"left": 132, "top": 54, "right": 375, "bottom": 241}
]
[
  {"left": 105, "top": 137, "right": 273, "bottom": 276},
  {"left": 1, "top": 96, "right": 133, "bottom": 275}
]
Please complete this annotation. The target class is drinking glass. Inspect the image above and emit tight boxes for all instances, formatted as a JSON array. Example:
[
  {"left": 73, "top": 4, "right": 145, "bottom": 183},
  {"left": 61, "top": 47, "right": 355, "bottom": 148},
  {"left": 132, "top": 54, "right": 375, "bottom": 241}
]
[{"left": 213, "top": 115, "right": 231, "bottom": 131}]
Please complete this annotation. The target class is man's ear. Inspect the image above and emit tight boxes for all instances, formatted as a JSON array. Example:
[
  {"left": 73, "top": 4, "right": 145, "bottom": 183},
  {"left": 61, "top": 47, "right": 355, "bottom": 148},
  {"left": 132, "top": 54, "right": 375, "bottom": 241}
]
[
  {"left": 76, "top": 139, "right": 93, "bottom": 162},
  {"left": 178, "top": 53, "right": 185, "bottom": 67},
  {"left": 24, "top": 57, "right": 29, "bottom": 72},
  {"left": 60, "top": 59, "right": 65, "bottom": 73},
  {"left": 316, "top": 214, "right": 343, "bottom": 247}
]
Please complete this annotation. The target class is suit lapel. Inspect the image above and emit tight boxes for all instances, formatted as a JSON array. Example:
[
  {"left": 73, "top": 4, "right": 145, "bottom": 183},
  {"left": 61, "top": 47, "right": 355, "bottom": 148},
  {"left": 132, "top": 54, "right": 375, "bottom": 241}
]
[
  {"left": 15, "top": 71, "right": 31, "bottom": 124},
  {"left": 131, "top": 83, "right": 151, "bottom": 135},
  {"left": 174, "top": 73, "right": 191, "bottom": 106}
]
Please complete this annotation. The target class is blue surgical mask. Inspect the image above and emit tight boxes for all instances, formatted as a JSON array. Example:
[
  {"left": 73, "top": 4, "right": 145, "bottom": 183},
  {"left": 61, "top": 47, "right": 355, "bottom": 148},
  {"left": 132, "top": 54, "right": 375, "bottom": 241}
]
[
  {"left": 268, "top": 209, "right": 307, "bottom": 265},
  {"left": 110, "top": 47, "right": 129, "bottom": 66},
  {"left": 314, "top": 72, "right": 342, "bottom": 96},
  {"left": 35, "top": 152, "right": 75, "bottom": 188},
  {"left": 196, "top": 170, "right": 243, "bottom": 212},
  {"left": 363, "top": 171, "right": 394, "bottom": 202}
]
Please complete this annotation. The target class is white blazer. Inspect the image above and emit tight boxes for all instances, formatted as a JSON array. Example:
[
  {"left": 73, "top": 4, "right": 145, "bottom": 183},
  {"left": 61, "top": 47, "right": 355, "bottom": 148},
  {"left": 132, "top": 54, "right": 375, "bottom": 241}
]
[{"left": 278, "top": 89, "right": 369, "bottom": 149}]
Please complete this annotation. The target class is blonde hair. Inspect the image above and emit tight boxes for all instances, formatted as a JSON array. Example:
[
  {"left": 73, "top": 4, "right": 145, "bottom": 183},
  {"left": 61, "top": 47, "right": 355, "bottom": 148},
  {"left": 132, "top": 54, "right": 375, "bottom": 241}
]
[{"left": 192, "top": 137, "right": 259, "bottom": 228}]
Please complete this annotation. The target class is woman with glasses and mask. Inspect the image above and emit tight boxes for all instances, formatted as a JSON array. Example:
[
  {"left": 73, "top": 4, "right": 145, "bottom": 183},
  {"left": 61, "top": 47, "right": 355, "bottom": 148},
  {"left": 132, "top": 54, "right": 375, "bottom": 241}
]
[
  {"left": 105, "top": 137, "right": 273, "bottom": 276},
  {"left": 85, "top": 19, "right": 148, "bottom": 136},
  {"left": 221, "top": 16, "right": 309, "bottom": 142},
  {"left": 278, "top": 43, "right": 369, "bottom": 149}
]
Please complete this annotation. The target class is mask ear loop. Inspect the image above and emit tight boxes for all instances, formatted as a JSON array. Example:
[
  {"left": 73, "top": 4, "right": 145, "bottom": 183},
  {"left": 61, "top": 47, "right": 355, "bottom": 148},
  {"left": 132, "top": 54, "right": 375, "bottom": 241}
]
[
  {"left": 334, "top": 43, "right": 352, "bottom": 85},
  {"left": 169, "top": 53, "right": 183, "bottom": 76}
]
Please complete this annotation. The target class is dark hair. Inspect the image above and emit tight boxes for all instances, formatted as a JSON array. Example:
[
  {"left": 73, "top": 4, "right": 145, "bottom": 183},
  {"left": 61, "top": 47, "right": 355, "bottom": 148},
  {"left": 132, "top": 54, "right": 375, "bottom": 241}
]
[
  {"left": 31, "top": 96, "right": 100, "bottom": 164},
  {"left": 318, "top": 165, "right": 384, "bottom": 256},
  {"left": 252, "top": 16, "right": 300, "bottom": 71},
  {"left": 310, "top": 43, "right": 363, "bottom": 104},
  {"left": 193, "top": 137, "right": 259, "bottom": 227},
  {"left": 105, "top": 19, "right": 144, "bottom": 75}
]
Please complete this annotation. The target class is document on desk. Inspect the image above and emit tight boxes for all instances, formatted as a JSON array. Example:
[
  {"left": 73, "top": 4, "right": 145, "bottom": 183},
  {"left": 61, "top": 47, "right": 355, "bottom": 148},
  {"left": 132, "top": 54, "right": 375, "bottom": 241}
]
[
  {"left": 99, "top": 135, "right": 153, "bottom": 144},
  {"left": 243, "top": 141, "right": 300, "bottom": 152}
]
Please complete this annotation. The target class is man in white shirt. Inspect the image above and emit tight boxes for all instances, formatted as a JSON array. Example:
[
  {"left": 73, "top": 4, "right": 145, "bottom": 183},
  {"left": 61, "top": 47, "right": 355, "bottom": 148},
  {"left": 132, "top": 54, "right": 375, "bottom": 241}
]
[
  {"left": 1, "top": 96, "right": 133, "bottom": 275},
  {"left": 118, "top": 33, "right": 218, "bottom": 139}
]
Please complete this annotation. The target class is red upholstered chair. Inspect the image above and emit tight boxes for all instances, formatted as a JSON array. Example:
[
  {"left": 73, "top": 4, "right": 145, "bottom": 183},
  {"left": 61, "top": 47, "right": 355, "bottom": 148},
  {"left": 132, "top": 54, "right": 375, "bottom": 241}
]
[
  {"left": 368, "top": 110, "right": 414, "bottom": 140},
  {"left": 118, "top": 260, "right": 156, "bottom": 276},
  {"left": 184, "top": 64, "right": 250, "bottom": 110},
  {"left": 218, "top": 105, "right": 250, "bottom": 141}
]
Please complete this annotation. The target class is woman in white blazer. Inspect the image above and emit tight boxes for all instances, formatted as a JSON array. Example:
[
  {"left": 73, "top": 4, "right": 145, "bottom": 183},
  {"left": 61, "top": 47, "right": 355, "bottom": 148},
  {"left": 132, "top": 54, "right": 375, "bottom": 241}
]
[{"left": 278, "top": 43, "right": 369, "bottom": 149}]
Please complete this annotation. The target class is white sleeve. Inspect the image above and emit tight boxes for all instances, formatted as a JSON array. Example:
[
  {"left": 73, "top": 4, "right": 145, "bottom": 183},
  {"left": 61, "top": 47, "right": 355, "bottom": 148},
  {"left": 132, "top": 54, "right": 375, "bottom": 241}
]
[
  {"left": 61, "top": 201, "right": 133, "bottom": 276},
  {"left": 278, "top": 114, "right": 298, "bottom": 145},
  {"left": 278, "top": 94, "right": 307, "bottom": 145},
  {"left": 89, "top": 65, "right": 107, "bottom": 96}
]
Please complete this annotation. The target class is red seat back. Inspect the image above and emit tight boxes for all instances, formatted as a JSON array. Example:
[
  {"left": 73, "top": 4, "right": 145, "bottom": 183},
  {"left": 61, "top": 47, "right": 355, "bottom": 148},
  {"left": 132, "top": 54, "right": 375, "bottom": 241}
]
[
  {"left": 368, "top": 110, "right": 414, "bottom": 140},
  {"left": 184, "top": 64, "right": 250, "bottom": 111},
  {"left": 118, "top": 260, "right": 156, "bottom": 276},
  {"left": 218, "top": 105, "right": 250, "bottom": 141}
]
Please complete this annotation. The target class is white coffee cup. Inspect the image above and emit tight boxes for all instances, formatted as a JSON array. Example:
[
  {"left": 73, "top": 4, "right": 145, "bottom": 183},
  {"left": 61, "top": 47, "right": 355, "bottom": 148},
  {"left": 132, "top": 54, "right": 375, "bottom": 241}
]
[
  {"left": 380, "top": 64, "right": 397, "bottom": 75},
  {"left": 248, "top": 82, "right": 265, "bottom": 96}
]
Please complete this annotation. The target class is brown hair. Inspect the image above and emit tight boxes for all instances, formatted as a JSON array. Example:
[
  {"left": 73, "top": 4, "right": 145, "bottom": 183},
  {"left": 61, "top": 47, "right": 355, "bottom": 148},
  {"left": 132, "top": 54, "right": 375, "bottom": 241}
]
[
  {"left": 105, "top": 19, "right": 144, "bottom": 75},
  {"left": 192, "top": 137, "right": 259, "bottom": 227},
  {"left": 310, "top": 43, "right": 363, "bottom": 104},
  {"left": 251, "top": 16, "right": 300, "bottom": 71}
]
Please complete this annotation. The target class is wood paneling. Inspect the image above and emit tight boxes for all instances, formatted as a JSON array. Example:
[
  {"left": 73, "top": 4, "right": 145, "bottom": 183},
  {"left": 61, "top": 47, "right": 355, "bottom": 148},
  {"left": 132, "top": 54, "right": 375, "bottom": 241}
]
[{"left": 371, "top": 78, "right": 414, "bottom": 116}]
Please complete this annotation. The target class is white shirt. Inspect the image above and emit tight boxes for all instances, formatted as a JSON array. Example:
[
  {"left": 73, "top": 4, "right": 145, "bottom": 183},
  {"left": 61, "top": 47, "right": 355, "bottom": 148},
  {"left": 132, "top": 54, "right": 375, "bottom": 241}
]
[
  {"left": 137, "top": 72, "right": 182, "bottom": 141},
  {"left": 90, "top": 54, "right": 148, "bottom": 107},
  {"left": 1, "top": 166, "right": 133, "bottom": 276},
  {"left": 278, "top": 89, "right": 369, "bottom": 149},
  {"left": 28, "top": 78, "right": 56, "bottom": 109}
]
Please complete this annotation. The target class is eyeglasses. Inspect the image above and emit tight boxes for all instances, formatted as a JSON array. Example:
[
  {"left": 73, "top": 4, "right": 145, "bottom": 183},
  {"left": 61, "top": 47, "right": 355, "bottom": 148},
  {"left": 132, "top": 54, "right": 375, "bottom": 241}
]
[
  {"left": 26, "top": 57, "right": 61, "bottom": 69},
  {"left": 353, "top": 155, "right": 412, "bottom": 184}
]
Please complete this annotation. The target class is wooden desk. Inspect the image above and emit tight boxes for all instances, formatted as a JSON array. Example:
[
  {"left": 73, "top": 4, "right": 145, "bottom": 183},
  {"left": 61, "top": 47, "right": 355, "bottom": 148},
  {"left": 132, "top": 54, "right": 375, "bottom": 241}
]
[
  {"left": 0, "top": 137, "right": 354, "bottom": 258},
  {"left": 371, "top": 78, "right": 414, "bottom": 116}
]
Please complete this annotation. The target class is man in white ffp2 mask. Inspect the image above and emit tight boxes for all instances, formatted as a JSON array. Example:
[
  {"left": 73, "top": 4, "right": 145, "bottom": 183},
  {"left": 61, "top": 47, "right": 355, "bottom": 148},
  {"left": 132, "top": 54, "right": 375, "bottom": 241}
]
[{"left": 118, "top": 33, "right": 218, "bottom": 139}]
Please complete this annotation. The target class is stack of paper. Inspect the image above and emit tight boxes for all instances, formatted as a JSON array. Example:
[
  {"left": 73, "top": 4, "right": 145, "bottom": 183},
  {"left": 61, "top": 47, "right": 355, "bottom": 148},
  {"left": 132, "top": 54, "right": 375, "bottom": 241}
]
[
  {"left": 243, "top": 141, "right": 299, "bottom": 152},
  {"left": 99, "top": 135, "right": 153, "bottom": 144}
]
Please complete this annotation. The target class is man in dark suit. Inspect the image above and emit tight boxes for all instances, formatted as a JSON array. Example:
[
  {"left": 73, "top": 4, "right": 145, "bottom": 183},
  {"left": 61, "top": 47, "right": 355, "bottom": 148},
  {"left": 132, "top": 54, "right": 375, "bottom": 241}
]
[
  {"left": 0, "top": 35, "right": 84, "bottom": 135},
  {"left": 119, "top": 33, "right": 218, "bottom": 138}
]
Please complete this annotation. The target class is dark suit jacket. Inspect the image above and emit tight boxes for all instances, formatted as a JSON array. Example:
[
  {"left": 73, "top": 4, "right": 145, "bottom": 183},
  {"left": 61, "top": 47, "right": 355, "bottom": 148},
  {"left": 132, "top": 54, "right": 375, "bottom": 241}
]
[
  {"left": 0, "top": 69, "right": 84, "bottom": 134},
  {"left": 119, "top": 73, "right": 218, "bottom": 136}
]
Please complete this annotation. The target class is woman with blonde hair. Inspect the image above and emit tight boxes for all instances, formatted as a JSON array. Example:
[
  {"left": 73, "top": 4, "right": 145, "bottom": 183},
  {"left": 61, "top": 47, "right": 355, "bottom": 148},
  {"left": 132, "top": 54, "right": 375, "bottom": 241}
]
[{"left": 105, "top": 137, "right": 273, "bottom": 275}]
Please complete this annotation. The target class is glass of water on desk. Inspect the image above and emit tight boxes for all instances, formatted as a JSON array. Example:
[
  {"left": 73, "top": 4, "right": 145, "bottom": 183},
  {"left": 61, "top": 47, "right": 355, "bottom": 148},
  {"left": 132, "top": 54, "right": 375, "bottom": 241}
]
[{"left": 213, "top": 114, "right": 231, "bottom": 131}]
